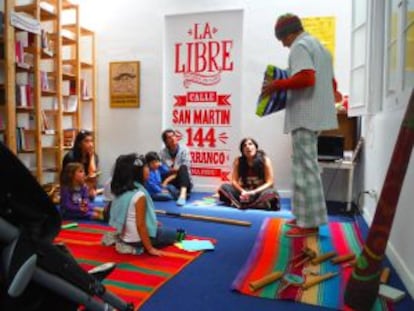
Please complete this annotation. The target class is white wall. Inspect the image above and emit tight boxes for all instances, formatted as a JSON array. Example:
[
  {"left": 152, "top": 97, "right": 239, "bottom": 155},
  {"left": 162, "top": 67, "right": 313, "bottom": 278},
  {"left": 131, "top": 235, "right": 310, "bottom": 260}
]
[{"left": 78, "top": 0, "right": 351, "bottom": 194}]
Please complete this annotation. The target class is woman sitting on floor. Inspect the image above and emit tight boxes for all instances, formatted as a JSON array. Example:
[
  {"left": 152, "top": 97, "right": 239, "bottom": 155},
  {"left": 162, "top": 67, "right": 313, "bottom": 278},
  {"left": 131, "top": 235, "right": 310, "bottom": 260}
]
[
  {"left": 62, "top": 130, "right": 99, "bottom": 200},
  {"left": 218, "top": 137, "right": 280, "bottom": 210}
]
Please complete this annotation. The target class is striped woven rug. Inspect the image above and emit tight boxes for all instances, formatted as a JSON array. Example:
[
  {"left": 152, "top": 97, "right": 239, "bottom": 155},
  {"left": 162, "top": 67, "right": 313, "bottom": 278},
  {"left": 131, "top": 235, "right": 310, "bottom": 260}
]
[
  {"left": 232, "top": 218, "right": 392, "bottom": 311},
  {"left": 55, "top": 223, "right": 205, "bottom": 310}
]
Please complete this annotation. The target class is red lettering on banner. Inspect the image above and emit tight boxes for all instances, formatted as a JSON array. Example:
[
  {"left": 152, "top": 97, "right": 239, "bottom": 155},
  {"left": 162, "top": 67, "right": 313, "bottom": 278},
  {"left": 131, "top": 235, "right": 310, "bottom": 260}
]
[
  {"left": 191, "top": 167, "right": 221, "bottom": 177},
  {"left": 193, "top": 109, "right": 230, "bottom": 125},
  {"left": 172, "top": 109, "right": 191, "bottom": 125},
  {"left": 190, "top": 167, "right": 230, "bottom": 181},
  {"left": 171, "top": 20, "right": 237, "bottom": 181},
  {"left": 174, "top": 93, "right": 231, "bottom": 106},
  {"left": 220, "top": 170, "right": 230, "bottom": 181},
  {"left": 174, "top": 40, "right": 234, "bottom": 73},
  {"left": 174, "top": 95, "right": 187, "bottom": 106},
  {"left": 187, "top": 91, "right": 216, "bottom": 102},
  {"left": 193, "top": 23, "right": 214, "bottom": 40},
  {"left": 171, "top": 110, "right": 231, "bottom": 125},
  {"left": 190, "top": 150, "right": 226, "bottom": 165},
  {"left": 217, "top": 94, "right": 231, "bottom": 105}
]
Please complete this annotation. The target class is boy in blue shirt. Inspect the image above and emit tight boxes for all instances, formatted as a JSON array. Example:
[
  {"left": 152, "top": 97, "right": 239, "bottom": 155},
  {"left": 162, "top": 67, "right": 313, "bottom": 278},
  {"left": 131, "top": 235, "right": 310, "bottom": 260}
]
[{"left": 145, "top": 151, "right": 179, "bottom": 201}]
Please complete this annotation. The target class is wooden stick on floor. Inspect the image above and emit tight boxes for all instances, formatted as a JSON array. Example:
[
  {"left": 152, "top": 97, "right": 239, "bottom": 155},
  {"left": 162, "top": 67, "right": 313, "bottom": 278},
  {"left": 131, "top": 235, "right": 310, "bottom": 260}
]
[
  {"left": 155, "top": 210, "right": 251, "bottom": 227},
  {"left": 302, "top": 272, "right": 338, "bottom": 290},
  {"left": 249, "top": 271, "right": 284, "bottom": 291}
]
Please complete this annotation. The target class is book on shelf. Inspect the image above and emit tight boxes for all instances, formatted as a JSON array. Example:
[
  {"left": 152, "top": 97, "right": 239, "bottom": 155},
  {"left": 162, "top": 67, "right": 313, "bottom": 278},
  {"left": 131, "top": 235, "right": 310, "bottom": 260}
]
[
  {"left": 41, "top": 97, "right": 58, "bottom": 110},
  {"left": 62, "top": 64, "right": 74, "bottom": 75},
  {"left": 16, "top": 84, "right": 27, "bottom": 107},
  {"left": 0, "top": 113, "right": 4, "bottom": 130},
  {"left": 39, "top": 1, "right": 55, "bottom": 14},
  {"left": 41, "top": 133, "right": 56, "bottom": 148},
  {"left": 70, "top": 80, "right": 76, "bottom": 95},
  {"left": 15, "top": 32, "right": 34, "bottom": 68},
  {"left": 16, "top": 84, "right": 34, "bottom": 108},
  {"left": 22, "top": 52, "right": 34, "bottom": 69},
  {"left": 62, "top": 80, "right": 70, "bottom": 96},
  {"left": 42, "top": 48, "right": 54, "bottom": 58},
  {"left": 15, "top": 127, "right": 22, "bottom": 151},
  {"left": 16, "top": 71, "right": 30, "bottom": 85},
  {"left": 0, "top": 11, "right": 3, "bottom": 35},
  {"left": 41, "top": 29, "right": 54, "bottom": 56},
  {"left": 16, "top": 127, "right": 35, "bottom": 152},
  {"left": 40, "top": 71, "right": 49, "bottom": 91},
  {"left": 81, "top": 79, "right": 90, "bottom": 99},
  {"left": 10, "top": 11, "right": 41, "bottom": 35},
  {"left": 16, "top": 112, "right": 34, "bottom": 129},
  {"left": 40, "top": 109, "right": 50, "bottom": 131},
  {"left": 64, "top": 95, "right": 78, "bottom": 112},
  {"left": 61, "top": 80, "right": 75, "bottom": 96},
  {"left": 61, "top": 28, "right": 76, "bottom": 41},
  {"left": 15, "top": 40, "right": 24, "bottom": 64},
  {"left": 15, "top": 31, "right": 31, "bottom": 47},
  {"left": 63, "top": 128, "right": 76, "bottom": 147}
]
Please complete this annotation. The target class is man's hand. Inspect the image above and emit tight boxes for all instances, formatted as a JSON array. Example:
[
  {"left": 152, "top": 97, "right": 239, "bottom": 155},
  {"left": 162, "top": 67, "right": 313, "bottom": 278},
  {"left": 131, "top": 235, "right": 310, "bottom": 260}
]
[
  {"left": 261, "top": 80, "right": 280, "bottom": 97},
  {"left": 334, "top": 90, "right": 343, "bottom": 103}
]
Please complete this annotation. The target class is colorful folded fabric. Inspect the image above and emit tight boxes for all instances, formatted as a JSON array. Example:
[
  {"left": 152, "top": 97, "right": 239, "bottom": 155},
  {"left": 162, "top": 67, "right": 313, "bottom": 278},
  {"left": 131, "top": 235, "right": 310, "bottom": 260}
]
[{"left": 256, "top": 65, "right": 288, "bottom": 117}]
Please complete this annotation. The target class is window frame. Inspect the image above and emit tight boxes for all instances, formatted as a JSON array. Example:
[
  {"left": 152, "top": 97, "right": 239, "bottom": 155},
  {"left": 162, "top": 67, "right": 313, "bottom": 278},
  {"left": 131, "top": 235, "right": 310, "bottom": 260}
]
[{"left": 349, "top": 0, "right": 385, "bottom": 116}]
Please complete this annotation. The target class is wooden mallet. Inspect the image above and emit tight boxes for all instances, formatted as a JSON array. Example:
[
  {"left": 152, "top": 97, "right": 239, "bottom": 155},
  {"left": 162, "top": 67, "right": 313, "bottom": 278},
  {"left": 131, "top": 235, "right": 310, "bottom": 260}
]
[
  {"left": 302, "top": 272, "right": 338, "bottom": 290},
  {"left": 331, "top": 253, "right": 356, "bottom": 264},
  {"left": 293, "top": 248, "right": 317, "bottom": 268},
  {"left": 311, "top": 251, "right": 337, "bottom": 265},
  {"left": 249, "top": 271, "right": 284, "bottom": 292}
]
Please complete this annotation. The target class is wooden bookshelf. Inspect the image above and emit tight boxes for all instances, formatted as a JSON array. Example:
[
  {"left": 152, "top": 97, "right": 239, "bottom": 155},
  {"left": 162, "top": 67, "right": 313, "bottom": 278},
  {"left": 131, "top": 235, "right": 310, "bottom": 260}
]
[{"left": 1, "top": 0, "right": 96, "bottom": 184}]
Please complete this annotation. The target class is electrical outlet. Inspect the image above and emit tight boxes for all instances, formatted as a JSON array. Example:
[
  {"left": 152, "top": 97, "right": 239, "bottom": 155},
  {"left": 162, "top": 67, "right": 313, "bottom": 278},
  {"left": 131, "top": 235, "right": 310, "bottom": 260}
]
[{"left": 365, "top": 190, "right": 378, "bottom": 201}]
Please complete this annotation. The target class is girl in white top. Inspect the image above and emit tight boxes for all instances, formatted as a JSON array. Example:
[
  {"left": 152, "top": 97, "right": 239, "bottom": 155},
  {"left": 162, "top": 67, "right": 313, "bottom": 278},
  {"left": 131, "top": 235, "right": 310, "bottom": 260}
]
[{"left": 109, "top": 153, "right": 179, "bottom": 256}]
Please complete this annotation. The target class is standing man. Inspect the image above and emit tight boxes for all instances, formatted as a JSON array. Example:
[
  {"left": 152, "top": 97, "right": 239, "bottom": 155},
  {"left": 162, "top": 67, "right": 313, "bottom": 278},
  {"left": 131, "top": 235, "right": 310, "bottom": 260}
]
[
  {"left": 262, "top": 13, "right": 342, "bottom": 238},
  {"left": 159, "top": 129, "right": 193, "bottom": 206}
]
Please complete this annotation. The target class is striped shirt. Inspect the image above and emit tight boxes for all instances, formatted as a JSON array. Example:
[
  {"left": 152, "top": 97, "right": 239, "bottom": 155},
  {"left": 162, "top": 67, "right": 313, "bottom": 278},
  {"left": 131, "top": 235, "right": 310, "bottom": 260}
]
[{"left": 284, "top": 32, "right": 338, "bottom": 133}]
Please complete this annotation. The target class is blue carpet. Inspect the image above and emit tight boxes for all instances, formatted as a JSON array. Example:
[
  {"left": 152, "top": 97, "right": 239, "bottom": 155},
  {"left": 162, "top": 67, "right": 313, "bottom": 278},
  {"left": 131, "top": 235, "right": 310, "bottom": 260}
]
[{"left": 130, "top": 193, "right": 413, "bottom": 311}]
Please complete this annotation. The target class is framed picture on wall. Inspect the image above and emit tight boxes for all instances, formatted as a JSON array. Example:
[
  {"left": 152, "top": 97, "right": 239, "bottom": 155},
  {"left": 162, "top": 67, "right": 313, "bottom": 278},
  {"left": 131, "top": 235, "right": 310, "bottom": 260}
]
[{"left": 109, "top": 61, "right": 140, "bottom": 108}]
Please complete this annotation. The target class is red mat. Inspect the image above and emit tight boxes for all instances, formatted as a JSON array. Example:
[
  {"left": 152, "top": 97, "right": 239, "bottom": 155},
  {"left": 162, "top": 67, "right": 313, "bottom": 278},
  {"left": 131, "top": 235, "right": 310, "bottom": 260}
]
[{"left": 56, "top": 223, "right": 207, "bottom": 310}]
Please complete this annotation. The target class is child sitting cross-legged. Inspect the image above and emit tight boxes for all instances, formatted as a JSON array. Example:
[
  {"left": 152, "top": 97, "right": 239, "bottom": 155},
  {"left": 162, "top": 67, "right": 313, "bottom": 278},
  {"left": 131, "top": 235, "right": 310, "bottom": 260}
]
[
  {"left": 105, "top": 153, "right": 184, "bottom": 256},
  {"left": 60, "top": 162, "right": 105, "bottom": 221},
  {"left": 144, "top": 151, "right": 179, "bottom": 202}
]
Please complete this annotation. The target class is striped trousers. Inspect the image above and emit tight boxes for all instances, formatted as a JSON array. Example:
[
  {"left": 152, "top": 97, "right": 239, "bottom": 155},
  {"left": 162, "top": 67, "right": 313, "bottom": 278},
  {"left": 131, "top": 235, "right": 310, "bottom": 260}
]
[{"left": 291, "top": 128, "right": 327, "bottom": 228}]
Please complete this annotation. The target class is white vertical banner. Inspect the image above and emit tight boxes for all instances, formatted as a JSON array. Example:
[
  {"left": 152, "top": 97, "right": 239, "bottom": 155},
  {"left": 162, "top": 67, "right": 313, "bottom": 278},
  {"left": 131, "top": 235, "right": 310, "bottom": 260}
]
[{"left": 165, "top": 10, "right": 243, "bottom": 191}]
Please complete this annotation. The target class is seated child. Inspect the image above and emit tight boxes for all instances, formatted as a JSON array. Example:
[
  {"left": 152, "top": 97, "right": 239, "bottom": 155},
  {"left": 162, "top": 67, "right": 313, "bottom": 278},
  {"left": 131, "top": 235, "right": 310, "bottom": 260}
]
[
  {"left": 144, "top": 151, "right": 180, "bottom": 201},
  {"left": 106, "top": 153, "right": 184, "bottom": 256},
  {"left": 60, "top": 162, "right": 105, "bottom": 221}
]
